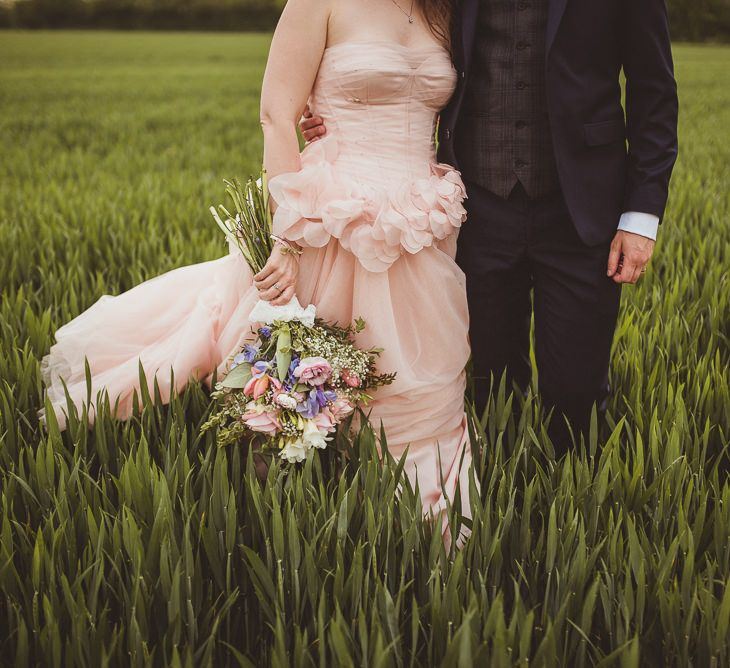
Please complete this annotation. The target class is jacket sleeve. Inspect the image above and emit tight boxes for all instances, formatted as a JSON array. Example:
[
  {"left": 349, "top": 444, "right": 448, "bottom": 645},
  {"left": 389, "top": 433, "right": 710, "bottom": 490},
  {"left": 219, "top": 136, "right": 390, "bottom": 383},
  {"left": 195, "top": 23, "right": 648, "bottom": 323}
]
[{"left": 621, "top": 0, "right": 679, "bottom": 221}]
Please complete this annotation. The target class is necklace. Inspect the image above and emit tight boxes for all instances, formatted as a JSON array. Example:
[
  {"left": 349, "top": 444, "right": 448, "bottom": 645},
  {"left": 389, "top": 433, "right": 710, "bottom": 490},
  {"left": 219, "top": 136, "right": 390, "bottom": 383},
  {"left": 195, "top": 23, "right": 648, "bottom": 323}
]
[{"left": 389, "top": 0, "right": 415, "bottom": 23}]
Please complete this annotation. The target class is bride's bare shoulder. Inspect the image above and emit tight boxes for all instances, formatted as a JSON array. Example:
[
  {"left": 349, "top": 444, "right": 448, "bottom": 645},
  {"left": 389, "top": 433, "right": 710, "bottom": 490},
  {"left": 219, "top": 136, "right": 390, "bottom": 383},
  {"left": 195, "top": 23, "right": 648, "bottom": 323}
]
[
  {"left": 268, "top": 0, "right": 333, "bottom": 57},
  {"left": 277, "top": 0, "right": 333, "bottom": 24},
  {"left": 326, "top": 0, "right": 380, "bottom": 44}
]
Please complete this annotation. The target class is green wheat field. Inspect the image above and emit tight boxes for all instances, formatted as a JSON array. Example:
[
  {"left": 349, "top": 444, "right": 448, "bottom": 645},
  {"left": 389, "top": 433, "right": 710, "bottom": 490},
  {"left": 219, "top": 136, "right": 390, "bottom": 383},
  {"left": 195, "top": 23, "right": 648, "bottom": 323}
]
[{"left": 0, "top": 32, "right": 728, "bottom": 667}]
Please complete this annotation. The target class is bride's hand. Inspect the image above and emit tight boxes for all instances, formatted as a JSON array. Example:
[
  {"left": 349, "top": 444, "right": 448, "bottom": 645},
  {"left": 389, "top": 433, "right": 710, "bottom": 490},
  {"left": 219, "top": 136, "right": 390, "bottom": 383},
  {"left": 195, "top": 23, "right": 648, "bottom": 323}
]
[{"left": 254, "top": 243, "right": 301, "bottom": 305}]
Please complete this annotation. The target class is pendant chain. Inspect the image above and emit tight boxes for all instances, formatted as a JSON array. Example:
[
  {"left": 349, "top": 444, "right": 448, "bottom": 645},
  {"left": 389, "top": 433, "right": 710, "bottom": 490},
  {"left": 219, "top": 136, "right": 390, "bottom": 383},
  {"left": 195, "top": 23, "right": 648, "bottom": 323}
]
[{"left": 389, "top": 0, "right": 416, "bottom": 23}]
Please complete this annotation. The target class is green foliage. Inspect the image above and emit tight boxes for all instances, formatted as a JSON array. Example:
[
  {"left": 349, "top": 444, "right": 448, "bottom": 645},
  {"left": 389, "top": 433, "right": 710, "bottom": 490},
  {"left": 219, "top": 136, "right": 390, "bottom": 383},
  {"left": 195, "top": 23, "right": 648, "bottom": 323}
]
[
  {"left": 0, "top": 0, "right": 729, "bottom": 41},
  {"left": 668, "top": 0, "right": 730, "bottom": 42},
  {"left": 0, "top": 33, "right": 729, "bottom": 666},
  {"left": 210, "top": 175, "right": 274, "bottom": 276},
  {"left": 0, "top": 0, "right": 284, "bottom": 31}
]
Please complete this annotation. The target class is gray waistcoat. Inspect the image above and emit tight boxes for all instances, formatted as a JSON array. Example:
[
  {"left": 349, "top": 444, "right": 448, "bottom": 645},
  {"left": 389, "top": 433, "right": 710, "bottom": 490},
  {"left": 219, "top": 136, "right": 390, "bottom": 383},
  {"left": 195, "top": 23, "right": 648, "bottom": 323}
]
[{"left": 454, "top": 0, "right": 560, "bottom": 199}]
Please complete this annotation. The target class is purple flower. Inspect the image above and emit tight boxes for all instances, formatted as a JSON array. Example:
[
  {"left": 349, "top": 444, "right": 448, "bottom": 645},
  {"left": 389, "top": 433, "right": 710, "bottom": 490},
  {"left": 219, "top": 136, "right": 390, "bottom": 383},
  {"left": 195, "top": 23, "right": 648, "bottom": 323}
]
[
  {"left": 243, "top": 344, "right": 260, "bottom": 363},
  {"left": 296, "top": 390, "right": 321, "bottom": 419},
  {"left": 315, "top": 388, "right": 336, "bottom": 408},
  {"left": 286, "top": 356, "right": 300, "bottom": 385},
  {"left": 259, "top": 326, "right": 272, "bottom": 339},
  {"left": 315, "top": 388, "right": 328, "bottom": 408},
  {"left": 230, "top": 352, "right": 247, "bottom": 369},
  {"left": 253, "top": 360, "right": 270, "bottom": 374}
]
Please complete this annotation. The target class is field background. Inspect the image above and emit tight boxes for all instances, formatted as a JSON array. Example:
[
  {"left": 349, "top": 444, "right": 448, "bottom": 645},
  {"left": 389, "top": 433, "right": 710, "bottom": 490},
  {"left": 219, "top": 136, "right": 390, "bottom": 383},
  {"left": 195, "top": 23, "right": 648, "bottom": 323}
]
[
  {"left": 0, "top": 32, "right": 729, "bottom": 666},
  {"left": 1, "top": 0, "right": 728, "bottom": 42}
]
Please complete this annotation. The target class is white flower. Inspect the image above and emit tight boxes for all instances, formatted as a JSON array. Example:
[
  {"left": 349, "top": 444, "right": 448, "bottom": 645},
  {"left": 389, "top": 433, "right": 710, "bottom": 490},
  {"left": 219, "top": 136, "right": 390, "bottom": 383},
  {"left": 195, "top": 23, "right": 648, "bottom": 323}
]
[
  {"left": 280, "top": 439, "right": 308, "bottom": 463},
  {"left": 275, "top": 393, "right": 298, "bottom": 410},
  {"left": 249, "top": 296, "right": 317, "bottom": 327},
  {"left": 302, "top": 419, "right": 330, "bottom": 450}
]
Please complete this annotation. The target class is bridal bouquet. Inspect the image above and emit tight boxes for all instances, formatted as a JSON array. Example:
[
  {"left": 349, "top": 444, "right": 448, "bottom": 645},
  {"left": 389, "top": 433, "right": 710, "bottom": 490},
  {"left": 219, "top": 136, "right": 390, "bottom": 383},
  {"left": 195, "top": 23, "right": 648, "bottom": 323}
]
[{"left": 204, "top": 174, "right": 395, "bottom": 462}]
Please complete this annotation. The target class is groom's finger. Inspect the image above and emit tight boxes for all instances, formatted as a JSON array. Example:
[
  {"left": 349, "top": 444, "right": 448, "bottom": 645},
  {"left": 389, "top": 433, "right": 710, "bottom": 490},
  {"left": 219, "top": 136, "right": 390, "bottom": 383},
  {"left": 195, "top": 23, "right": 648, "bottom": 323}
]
[
  {"left": 629, "top": 264, "right": 644, "bottom": 284},
  {"left": 607, "top": 239, "right": 622, "bottom": 277},
  {"left": 618, "top": 257, "right": 638, "bottom": 284},
  {"left": 300, "top": 115, "right": 322, "bottom": 131},
  {"left": 301, "top": 121, "right": 325, "bottom": 143}
]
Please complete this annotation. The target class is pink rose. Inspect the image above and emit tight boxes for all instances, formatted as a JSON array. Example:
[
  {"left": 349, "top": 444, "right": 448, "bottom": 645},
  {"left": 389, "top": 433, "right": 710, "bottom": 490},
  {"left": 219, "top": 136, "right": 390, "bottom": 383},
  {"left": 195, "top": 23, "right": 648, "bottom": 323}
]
[
  {"left": 330, "top": 398, "right": 354, "bottom": 421},
  {"left": 242, "top": 403, "right": 282, "bottom": 434},
  {"left": 340, "top": 369, "right": 361, "bottom": 388},
  {"left": 294, "top": 357, "right": 332, "bottom": 386}
]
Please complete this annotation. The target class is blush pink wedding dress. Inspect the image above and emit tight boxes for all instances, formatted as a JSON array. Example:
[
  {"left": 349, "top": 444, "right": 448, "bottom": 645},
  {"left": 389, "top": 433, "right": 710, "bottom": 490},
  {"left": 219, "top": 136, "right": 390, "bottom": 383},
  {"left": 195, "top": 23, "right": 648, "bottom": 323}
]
[{"left": 43, "top": 40, "right": 472, "bottom": 523}]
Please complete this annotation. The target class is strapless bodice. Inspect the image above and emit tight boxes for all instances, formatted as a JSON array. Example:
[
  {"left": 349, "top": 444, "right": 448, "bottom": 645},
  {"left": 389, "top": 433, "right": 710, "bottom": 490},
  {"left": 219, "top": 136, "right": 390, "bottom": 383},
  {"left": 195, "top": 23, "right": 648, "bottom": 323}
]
[
  {"left": 311, "top": 41, "right": 457, "bottom": 184},
  {"left": 269, "top": 41, "right": 466, "bottom": 272}
]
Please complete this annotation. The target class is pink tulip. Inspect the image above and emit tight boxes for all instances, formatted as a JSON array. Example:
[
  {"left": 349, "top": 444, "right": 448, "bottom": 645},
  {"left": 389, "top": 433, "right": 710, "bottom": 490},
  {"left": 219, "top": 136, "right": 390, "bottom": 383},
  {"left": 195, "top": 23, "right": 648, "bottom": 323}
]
[
  {"left": 244, "top": 372, "right": 281, "bottom": 400},
  {"left": 244, "top": 374, "right": 269, "bottom": 399}
]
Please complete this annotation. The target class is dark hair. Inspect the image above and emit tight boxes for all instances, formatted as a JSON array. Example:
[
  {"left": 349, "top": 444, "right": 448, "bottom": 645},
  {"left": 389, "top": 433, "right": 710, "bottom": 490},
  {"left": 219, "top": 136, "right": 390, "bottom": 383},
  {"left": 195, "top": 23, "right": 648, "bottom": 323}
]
[{"left": 418, "top": 0, "right": 454, "bottom": 49}]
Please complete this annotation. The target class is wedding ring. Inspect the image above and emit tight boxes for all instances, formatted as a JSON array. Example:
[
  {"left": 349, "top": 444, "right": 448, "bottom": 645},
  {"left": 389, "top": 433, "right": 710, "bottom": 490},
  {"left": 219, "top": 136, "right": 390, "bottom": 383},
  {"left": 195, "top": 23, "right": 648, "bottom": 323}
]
[{"left": 274, "top": 283, "right": 282, "bottom": 292}]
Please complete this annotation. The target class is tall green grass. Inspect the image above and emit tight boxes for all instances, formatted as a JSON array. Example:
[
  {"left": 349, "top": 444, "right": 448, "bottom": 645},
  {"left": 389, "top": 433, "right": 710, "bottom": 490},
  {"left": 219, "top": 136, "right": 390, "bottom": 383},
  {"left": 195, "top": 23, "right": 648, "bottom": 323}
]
[{"left": 0, "top": 33, "right": 728, "bottom": 666}]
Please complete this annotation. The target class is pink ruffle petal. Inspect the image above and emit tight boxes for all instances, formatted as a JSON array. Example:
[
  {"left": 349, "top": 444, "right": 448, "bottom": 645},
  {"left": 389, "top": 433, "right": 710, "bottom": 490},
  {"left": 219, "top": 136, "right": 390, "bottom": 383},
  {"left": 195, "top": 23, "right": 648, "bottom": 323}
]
[{"left": 268, "top": 135, "right": 467, "bottom": 273}]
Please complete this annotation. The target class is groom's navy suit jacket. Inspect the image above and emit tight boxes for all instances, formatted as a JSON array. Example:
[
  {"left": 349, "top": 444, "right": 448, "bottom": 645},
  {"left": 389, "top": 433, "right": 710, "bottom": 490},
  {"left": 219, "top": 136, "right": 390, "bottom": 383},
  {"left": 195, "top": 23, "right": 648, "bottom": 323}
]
[{"left": 438, "top": 0, "right": 679, "bottom": 246}]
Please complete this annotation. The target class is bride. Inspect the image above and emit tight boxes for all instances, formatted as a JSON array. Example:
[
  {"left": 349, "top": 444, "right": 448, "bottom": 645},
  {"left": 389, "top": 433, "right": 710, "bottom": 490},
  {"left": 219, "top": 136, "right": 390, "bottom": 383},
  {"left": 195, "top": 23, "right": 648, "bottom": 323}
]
[{"left": 43, "top": 0, "right": 472, "bottom": 525}]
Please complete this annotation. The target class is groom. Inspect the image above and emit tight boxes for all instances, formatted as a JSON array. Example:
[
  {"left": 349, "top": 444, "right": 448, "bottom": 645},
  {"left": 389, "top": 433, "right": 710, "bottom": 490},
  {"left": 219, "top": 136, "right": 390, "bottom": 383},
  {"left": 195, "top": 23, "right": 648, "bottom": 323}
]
[
  {"left": 302, "top": 0, "right": 679, "bottom": 449},
  {"left": 442, "top": 0, "right": 679, "bottom": 447}
]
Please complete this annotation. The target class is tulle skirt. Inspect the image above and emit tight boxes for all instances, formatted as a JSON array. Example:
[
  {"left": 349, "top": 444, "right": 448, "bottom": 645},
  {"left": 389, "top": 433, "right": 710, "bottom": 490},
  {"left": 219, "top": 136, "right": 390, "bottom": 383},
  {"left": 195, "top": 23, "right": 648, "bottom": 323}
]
[{"left": 43, "top": 231, "right": 472, "bottom": 536}]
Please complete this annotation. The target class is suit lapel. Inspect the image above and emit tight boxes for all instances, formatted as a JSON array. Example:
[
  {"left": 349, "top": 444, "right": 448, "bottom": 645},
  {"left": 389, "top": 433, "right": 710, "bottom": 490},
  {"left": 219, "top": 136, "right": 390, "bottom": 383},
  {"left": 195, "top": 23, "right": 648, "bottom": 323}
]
[
  {"left": 546, "top": 0, "right": 569, "bottom": 55},
  {"left": 459, "top": 0, "right": 479, "bottom": 73}
]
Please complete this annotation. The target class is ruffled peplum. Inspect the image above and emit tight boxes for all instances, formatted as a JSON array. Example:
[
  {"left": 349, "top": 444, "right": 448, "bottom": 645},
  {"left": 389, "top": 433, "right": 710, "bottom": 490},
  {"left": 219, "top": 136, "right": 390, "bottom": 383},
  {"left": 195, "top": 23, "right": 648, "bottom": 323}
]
[{"left": 268, "top": 135, "right": 468, "bottom": 272}]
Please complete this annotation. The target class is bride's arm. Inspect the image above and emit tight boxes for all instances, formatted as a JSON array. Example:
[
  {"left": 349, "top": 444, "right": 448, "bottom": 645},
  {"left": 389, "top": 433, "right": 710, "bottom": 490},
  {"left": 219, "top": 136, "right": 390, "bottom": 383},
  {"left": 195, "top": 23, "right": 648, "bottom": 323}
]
[
  {"left": 260, "top": 0, "right": 330, "bottom": 180},
  {"left": 255, "top": 0, "right": 330, "bottom": 306}
]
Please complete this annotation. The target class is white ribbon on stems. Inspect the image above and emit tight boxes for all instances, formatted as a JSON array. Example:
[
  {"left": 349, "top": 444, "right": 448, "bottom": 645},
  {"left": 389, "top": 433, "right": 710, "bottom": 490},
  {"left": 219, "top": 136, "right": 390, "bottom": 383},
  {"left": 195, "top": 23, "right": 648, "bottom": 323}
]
[{"left": 248, "top": 296, "right": 317, "bottom": 328}]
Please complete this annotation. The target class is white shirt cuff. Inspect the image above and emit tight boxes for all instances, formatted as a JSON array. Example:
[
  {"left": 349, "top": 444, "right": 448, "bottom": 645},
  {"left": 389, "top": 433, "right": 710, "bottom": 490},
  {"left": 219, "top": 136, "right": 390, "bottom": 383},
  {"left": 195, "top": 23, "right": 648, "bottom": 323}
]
[{"left": 617, "top": 211, "right": 660, "bottom": 240}]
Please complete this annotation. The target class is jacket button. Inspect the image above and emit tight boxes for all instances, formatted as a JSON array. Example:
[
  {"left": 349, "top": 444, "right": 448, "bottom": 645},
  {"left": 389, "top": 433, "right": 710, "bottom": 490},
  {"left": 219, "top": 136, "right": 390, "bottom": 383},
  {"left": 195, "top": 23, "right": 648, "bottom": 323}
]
[{"left": 445, "top": 129, "right": 451, "bottom": 140}]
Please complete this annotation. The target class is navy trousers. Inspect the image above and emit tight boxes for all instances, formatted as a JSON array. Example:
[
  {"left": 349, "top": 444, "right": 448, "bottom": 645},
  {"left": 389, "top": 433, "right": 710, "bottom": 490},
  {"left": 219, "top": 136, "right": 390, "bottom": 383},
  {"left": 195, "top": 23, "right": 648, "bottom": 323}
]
[{"left": 456, "top": 181, "right": 622, "bottom": 450}]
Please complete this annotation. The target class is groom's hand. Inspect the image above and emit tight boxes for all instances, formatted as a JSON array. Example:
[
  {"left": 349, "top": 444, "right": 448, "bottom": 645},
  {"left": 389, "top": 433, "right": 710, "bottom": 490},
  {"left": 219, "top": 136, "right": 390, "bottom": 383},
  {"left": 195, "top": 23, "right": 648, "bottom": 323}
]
[
  {"left": 607, "top": 230, "right": 655, "bottom": 284},
  {"left": 299, "top": 104, "right": 326, "bottom": 143}
]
